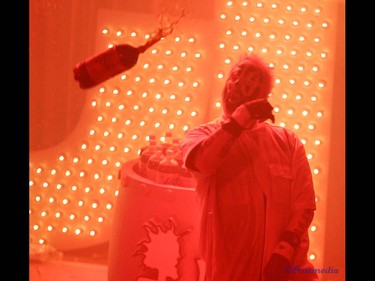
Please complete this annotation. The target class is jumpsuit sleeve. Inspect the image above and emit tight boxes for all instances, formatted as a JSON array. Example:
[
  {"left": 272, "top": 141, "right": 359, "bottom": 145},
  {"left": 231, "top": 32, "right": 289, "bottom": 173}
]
[{"left": 180, "top": 120, "right": 242, "bottom": 175}]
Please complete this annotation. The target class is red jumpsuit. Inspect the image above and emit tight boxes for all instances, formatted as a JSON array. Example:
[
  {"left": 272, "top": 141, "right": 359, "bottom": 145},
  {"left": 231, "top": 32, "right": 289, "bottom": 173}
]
[{"left": 180, "top": 115, "right": 319, "bottom": 281}]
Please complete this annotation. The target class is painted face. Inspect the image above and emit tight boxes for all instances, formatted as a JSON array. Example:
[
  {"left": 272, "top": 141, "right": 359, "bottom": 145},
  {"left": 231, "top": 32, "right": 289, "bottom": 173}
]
[{"left": 223, "top": 65, "right": 262, "bottom": 115}]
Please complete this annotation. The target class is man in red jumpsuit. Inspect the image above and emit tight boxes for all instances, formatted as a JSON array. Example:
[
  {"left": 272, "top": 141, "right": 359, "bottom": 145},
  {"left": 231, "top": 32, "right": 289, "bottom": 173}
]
[{"left": 180, "top": 54, "right": 319, "bottom": 281}]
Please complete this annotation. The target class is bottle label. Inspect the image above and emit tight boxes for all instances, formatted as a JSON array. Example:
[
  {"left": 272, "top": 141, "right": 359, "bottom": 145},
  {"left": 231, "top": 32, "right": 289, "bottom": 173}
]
[{"left": 85, "top": 46, "right": 125, "bottom": 83}]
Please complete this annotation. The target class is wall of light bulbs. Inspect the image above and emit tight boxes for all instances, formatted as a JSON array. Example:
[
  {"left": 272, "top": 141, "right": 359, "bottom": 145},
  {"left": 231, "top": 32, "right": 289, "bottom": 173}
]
[{"left": 29, "top": 0, "right": 344, "bottom": 279}]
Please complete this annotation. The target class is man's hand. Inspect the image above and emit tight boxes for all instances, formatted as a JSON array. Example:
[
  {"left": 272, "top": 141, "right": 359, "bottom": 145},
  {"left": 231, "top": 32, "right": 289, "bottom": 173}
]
[
  {"left": 264, "top": 253, "right": 290, "bottom": 281},
  {"left": 244, "top": 98, "right": 275, "bottom": 123}
]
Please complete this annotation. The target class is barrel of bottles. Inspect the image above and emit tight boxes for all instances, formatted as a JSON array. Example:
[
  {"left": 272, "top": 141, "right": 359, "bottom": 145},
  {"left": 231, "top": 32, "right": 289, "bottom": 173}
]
[{"left": 108, "top": 159, "right": 204, "bottom": 281}]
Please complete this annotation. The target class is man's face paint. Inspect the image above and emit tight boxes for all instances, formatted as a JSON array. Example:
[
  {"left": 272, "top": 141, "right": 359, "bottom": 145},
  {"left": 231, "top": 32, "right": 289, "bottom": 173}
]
[{"left": 223, "top": 64, "right": 262, "bottom": 115}]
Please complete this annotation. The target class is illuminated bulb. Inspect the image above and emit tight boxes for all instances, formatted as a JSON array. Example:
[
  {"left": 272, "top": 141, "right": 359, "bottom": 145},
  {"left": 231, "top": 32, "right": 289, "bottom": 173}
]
[
  {"left": 284, "top": 34, "right": 291, "bottom": 40},
  {"left": 283, "top": 64, "right": 289, "bottom": 70},
  {"left": 247, "top": 46, "right": 254, "bottom": 52},
  {"left": 163, "top": 79, "right": 170, "bottom": 85},
  {"left": 287, "top": 109, "right": 294, "bottom": 115},
  {"left": 307, "top": 153, "right": 313, "bottom": 160},
  {"left": 227, "top": 1, "right": 233, "bottom": 6},
  {"left": 65, "top": 170, "right": 71, "bottom": 176},
  {"left": 309, "top": 253, "right": 316, "bottom": 260},
  {"left": 298, "top": 36, "right": 305, "bottom": 42},
  {"left": 165, "top": 50, "right": 172, "bottom": 55},
  {"left": 191, "top": 111, "right": 197, "bottom": 117},
  {"left": 181, "top": 52, "right": 187, "bottom": 57},
  {"left": 289, "top": 79, "right": 295, "bottom": 85},
  {"left": 279, "top": 122, "right": 286, "bottom": 128},
  {"left": 161, "top": 109, "right": 168, "bottom": 114},
  {"left": 318, "top": 82, "right": 326, "bottom": 89},
  {"left": 310, "top": 225, "right": 317, "bottom": 232},
  {"left": 170, "top": 94, "right": 176, "bottom": 100},
  {"left": 226, "top": 30, "right": 232, "bottom": 35},
  {"left": 108, "top": 43, "right": 114, "bottom": 48},
  {"left": 183, "top": 125, "right": 189, "bottom": 131},
  {"left": 55, "top": 212, "right": 61, "bottom": 218},
  {"left": 306, "top": 51, "right": 312, "bottom": 57},
  {"left": 278, "top": 19, "right": 285, "bottom": 25},
  {"left": 87, "top": 159, "right": 93, "bottom": 164},
  {"left": 256, "top": 2, "right": 263, "bottom": 8},
  {"left": 241, "top": 31, "right": 247, "bottom": 36},
  {"left": 56, "top": 184, "right": 62, "bottom": 190},
  {"left": 300, "top": 7, "right": 307, "bottom": 13},
  {"left": 42, "top": 182, "right": 48, "bottom": 188},
  {"left": 220, "top": 13, "right": 226, "bottom": 19},
  {"left": 290, "top": 50, "right": 297, "bottom": 56},
  {"left": 120, "top": 74, "right": 127, "bottom": 80},
  {"left": 281, "top": 93, "right": 288, "bottom": 99},
  {"left": 304, "top": 80, "right": 310, "bottom": 86},
  {"left": 322, "top": 21, "right": 329, "bottom": 28},
  {"left": 102, "top": 29, "right": 109, "bottom": 35},
  {"left": 249, "top": 17, "right": 255, "bottom": 22},
  {"left": 169, "top": 124, "right": 175, "bottom": 129},
  {"left": 294, "top": 124, "right": 300, "bottom": 130},
  {"left": 75, "top": 229, "right": 82, "bottom": 235},
  {"left": 178, "top": 82, "right": 184, "bottom": 87},
  {"left": 186, "top": 67, "right": 192, "bottom": 72},
  {"left": 314, "top": 37, "right": 320, "bottom": 43},
  {"left": 308, "top": 124, "right": 315, "bottom": 130},
  {"left": 219, "top": 43, "right": 225, "bottom": 48},
  {"left": 125, "top": 119, "right": 132, "bottom": 125},
  {"left": 172, "top": 66, "right": 178, "bottom": 71},
  {"left": 71, "top": 185, "right": 77, "bottom": 191},
  {"left": 292, "top": 20, "right": 299, "bottom": 26},
  {"left": 89, "top": 130, "right": 95, "bottom": 136},
  {"left": 314, "top": 139, "right": 321, "bottom": 146},
  {"left": 131, "top": 134, "right": 138, "bottom": 140},
  {"left": 233, "top": 45, "right": 239, "bottom": 50},
  {"left": 193, "top": 82, "right": 199, "bottom": 88},
  {"left": 175, "top": 36, "right": 181, "bottom": 42},
  {"left": 317, "top": 111, "right": 323, "bottom": 118},
  {"left": 184, "top": 96, "right": 191, "bottom": 102},
  {"left": 276, "top": 49, "right": 283, "bottom": 55},
  {"left": 235, "top": 15, "right": 241, "bottom": 21},
  {"left": 97, "top": 116, "right": 104, "bottom": 122},
  {"left": 90, "top": 231, "right": 96, "bottom": 236},
  {"left": 269, "top": 33, "right": 276, "bottom": 39},
  {"left": 314, "top": 8, "right": 321, "bottom": 14},
  {"left": 123, "top": 147, "right": 130, "bottom": 153},
  {"left": 255, "top": 32, "right": 261, "bottom": 38},
  {"left": 242, "top": 2, "right": 248, "bottom": 7},
  {"left": 300, "top": 139, "right": 306, "bottom": 145},
  {"left": 273, "top": 107, "right": 279, "bottom": 113},
  {"left": 302, "top": 110, "right": 309, "bottom": 116},
  {"left": 177, "top": 109, "right": 183, "bottom": 115},
  {"left": 320, "top": 52, "right": 327, "bottom": 58},
  {"left": 261, "top": 48, "right": 267, "bottom": 54},
  {"left": 154, "top": 122, "right": 161, "bottom": 128},
  {"left": 311, "top": 95, "right": 317, "bottom": 102}
]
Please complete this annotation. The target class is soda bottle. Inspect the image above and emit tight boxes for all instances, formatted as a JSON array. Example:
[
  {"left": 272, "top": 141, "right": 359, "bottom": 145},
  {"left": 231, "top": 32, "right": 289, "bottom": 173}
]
[
  {"left": 146, "top": 146, "right": 165, "bottom": 182},
  {"left": 138, "top": 140, "right": 157, "bottom": 177},
  {"left": 156, "top": 149, "right": 180, "bottom": 185}
]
